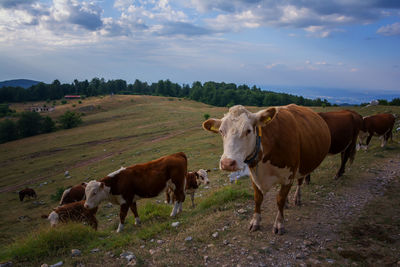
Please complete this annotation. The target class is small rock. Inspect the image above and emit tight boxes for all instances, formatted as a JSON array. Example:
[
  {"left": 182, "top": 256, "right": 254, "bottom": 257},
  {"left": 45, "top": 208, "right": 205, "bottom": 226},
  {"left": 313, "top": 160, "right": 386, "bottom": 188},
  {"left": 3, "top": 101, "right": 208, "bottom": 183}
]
[
  {"left": 212, "top": 232, "right": 219, "bottom": 238},
  {"left": 71, "top": 249, "right": 81, "bottom": 257},
  {"left": 120, "top": 251, "right": 135, "bottom": 261},
  {"left": 140, "top": 245, "right": 145, "bottom": 248},
  {"left": 185, "top": 236, "right": 193, "bottom": 242},
  {"left": 204, "top": 256, "right": 209, "bottom": 262},
  {"left": 64, "top": 171, "right": 69, "bottom": 176},
  {"left": 150, "top": 239, "right": 154, "bottom": 242},
  {"left": 41, "top": 265, "right": 48, "bottom": 267},
  {"left": 104, "top": 202, "right": 113, "bottom": 208},
  {"left": 259, "top": 263, "right": 267, "bottom": 267},
  {"left": 0, "top": 262, "right": 13, "bottom": 267},
  {"left": 149, "top": 249, "right": 156, "bottom": 255},
  {"left": 309, "top": 258, "right": 321, "bottom": 265},
  {"left": 247, "top": 256, "right": 254, "bottom": 261},
  {"left": 127, "top": 259, "right": 137, "bottom": 266},
  {"left": 223, "top": 240, "right": 229, "bottom": 245},
  {"left": 49, "top": 262, "right": 63, "bottom": 267},
  {"left": 156, "top": 240, "right": 164, "bottom": 244},
  {"left": 296, "top": 253, "right": 305, "bottom": 259},
  {"left": 171, "top": 222, "right": 180, "bottom": 227},
  {"left": 90, "top": 248, "right": 100, "bottom": 253},
  {"left": 237, "top": 208, "right": 246, "bottom": 214},
  {"left": 207, "top": 244, "right": 214, "bottom": 248},
  {"left": 303, "top": 240, "right": 313, "bottom": 246}
]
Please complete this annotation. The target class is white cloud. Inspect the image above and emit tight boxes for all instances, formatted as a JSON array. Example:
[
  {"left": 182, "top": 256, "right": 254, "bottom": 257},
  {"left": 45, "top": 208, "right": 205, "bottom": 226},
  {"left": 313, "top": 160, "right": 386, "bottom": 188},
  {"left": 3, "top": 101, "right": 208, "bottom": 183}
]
[{"left": 377, "top": 22, "right": 400, "bottom": 36}]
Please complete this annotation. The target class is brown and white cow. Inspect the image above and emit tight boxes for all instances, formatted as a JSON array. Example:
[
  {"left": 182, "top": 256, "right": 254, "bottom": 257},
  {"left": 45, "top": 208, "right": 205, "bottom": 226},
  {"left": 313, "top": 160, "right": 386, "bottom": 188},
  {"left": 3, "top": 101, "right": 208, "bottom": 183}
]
[
  {"left": 359, "top": 113, "right": 395, "bottom": 149},
  {"left": 59, "top": 182, "right": 87, "bottom": 205},
  {"left": 84, "top": 152, "right": 187, "bottom": 233},
  {"left": 165, "top": 169, "right": 210, "bottom": 207},
  {"left": 44, "top": 200, "right": 98, "bottom": 230},
  {"left": 203, "top": 104, "right": 330, "bottom": 234}
]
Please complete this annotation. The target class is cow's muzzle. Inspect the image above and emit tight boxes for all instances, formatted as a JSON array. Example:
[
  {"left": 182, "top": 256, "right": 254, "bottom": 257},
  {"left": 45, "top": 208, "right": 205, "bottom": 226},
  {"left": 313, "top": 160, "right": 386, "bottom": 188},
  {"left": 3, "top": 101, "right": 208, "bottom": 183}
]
[{"left": 220, "top": 158, "right": 238, "bottom": 172}]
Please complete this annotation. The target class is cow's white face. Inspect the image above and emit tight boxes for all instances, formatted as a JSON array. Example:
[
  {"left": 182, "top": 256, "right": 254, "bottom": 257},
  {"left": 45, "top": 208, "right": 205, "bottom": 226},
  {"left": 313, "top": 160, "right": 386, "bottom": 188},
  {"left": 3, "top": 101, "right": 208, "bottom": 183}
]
[
  {"left": 197, "top": 169, "right": 210, "bottom": 185},
  {"left": 84, "top": 180, "right": 110, "bottom": 209},
  {"left": 203, "top": 105, "right": 277, "bottom": 172}
]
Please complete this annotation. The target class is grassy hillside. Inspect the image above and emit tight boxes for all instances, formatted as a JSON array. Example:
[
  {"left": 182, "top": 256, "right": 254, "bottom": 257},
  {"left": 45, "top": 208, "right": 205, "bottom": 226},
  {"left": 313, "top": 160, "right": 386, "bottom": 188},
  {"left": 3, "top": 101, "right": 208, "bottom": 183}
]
[{"left": 0, "top": 96, "right": 399, "bottom": 266}]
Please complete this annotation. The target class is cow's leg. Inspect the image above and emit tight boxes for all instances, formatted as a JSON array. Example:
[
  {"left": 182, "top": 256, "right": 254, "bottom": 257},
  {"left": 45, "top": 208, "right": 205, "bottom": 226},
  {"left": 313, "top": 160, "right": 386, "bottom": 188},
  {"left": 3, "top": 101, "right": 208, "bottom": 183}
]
[
  {"left": 305, "top": 174, "right": 311, "bottom": 185},
  {"left": 336, "top": 151, "right": 349, "bottom": 179},
  {"left": 117, "top": 203, "right": 129, "bottom": 233},
  {"left": 249, "top": 182, "right": 263, "bottom": 232},
  {"left": 294, "top": 177, "right": 304, "bottom": 206},
  {"left": 165, "top": 190, "right": 171, "bottom": 204},
  {"left": 273, "top": 184, "right": 292, "bottom": 235},
  {"left": 89, "top": 215, "right": 98, "bottom": 230},
  {"left": 365, "top": 134, "right": 373, "bottom": 149},
  {"left": 130, "top": 202, "right": 141, "bottom": 225},
  {"left": 170, "top": 189, "right": 185, "bottom": 216},
  {"left": 190, "top": 192, "right": 195, "bottom": 208}
]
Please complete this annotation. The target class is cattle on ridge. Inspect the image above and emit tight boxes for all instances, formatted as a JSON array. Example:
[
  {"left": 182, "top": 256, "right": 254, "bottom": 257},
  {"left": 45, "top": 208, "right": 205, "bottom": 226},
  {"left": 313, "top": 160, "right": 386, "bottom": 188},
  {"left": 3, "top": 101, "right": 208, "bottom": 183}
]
[
  {"left": 359, "top": 113, "right": 395, "bottom": 149},
  {"left": 84, "top": 152, "right": 187, "bottom": 233},
  {"left": 203, "top": 104, "right": 331, "bottom": 234}
]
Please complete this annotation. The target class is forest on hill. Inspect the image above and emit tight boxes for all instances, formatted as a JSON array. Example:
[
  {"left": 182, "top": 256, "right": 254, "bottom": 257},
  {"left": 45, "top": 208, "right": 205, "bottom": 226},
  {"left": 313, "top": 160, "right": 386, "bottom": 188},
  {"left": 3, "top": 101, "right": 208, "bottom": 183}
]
[{"left": 0, "top": 78, "right": 332, "bottom": 107}]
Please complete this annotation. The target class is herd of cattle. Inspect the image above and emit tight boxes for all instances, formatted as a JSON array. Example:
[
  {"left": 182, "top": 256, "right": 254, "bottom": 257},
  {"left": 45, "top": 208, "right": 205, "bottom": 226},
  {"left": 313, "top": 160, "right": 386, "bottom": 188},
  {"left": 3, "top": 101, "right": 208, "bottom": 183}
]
[{"left": 18, "top": 104, "right": 396, "bottom": 235}]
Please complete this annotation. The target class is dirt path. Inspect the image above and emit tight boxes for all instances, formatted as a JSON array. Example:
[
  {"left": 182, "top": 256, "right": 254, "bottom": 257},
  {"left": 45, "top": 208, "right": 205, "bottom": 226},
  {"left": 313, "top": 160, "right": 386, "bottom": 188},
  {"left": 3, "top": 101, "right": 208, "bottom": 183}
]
[{"left": 135, "top": 155, "right": 400, "bottom": 266}]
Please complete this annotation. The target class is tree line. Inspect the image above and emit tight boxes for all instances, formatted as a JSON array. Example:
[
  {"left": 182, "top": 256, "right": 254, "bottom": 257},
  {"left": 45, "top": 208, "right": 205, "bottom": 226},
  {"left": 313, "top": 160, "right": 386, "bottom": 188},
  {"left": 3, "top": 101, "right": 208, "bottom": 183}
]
[{"left": 0, "top": 78, "right": 334, "bottom": 107}]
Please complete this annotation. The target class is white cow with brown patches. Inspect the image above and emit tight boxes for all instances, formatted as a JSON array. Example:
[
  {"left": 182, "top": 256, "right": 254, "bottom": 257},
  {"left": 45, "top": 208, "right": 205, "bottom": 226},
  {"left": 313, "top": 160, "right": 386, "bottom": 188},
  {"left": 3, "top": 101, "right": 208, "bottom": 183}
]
[{"left": 203, "top": 104, "right": 331, "bottom": 234}]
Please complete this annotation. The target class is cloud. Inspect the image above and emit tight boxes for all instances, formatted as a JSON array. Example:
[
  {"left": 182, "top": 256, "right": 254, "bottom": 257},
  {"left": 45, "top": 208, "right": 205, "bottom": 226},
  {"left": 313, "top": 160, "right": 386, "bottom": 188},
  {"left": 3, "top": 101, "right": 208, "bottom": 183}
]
[
  {"left": 377, "top": 22, "right": 400, "bottom": 36},
  {"left": 0, "top": 0, "right": 37, "bottom": 8},
  {"left": 155, "top": 21, "right": 212, "bottom": 36}
]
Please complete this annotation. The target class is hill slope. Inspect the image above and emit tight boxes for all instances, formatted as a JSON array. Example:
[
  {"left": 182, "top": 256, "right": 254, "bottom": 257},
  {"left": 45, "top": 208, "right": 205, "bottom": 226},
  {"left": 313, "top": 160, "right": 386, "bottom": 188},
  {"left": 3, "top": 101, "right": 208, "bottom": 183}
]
[{"left": 0, "top": 79, "right": 40, "bottom": 88}]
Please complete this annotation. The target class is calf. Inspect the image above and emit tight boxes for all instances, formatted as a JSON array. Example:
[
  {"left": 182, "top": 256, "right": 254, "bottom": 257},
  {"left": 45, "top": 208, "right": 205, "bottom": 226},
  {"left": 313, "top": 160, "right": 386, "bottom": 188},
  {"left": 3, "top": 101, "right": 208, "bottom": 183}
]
[
  {"left": 84, "top": 152, "right": 187, "bottom": 233},
  {"left": 165, "top": 169, "right": 210, "bottom": 207},
  {"left": 44, "top": 200, "right": 98, "bottom": 230},
  {"left": 19, "top": 188, "right": 37, "bottom": 202},
  {"left": 359, "top": 113, "right": 395, "bottom": 149},
  {"left": 59, "top": 182, "right": 87, "bottom": 205}
]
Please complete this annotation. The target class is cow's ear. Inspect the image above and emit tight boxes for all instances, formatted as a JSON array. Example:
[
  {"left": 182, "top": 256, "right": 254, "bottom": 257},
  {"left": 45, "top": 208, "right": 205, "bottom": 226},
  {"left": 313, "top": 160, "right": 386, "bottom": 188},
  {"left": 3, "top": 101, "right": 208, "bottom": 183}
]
[
  {"left": 202, "top": 119, "right": 221, "bottom": 133},
  {"left": 255, "top": 107, "right": 277, "bottom": 126},
  {"left": 206, "top": 169, "right": 210, "bottom": 172},
  {"left": 82, "top": 182, "right": 87, "bottom": 186}
]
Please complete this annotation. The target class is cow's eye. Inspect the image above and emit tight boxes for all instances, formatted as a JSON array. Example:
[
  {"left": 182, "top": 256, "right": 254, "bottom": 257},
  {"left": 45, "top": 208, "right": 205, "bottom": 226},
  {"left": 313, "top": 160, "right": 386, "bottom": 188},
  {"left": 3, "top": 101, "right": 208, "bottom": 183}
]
[
  {"left": 93, "top": 191, "right": 97, "bottom": 195},
  {"left": 246, "top": 129, "right": 251, "bottom": 135}
]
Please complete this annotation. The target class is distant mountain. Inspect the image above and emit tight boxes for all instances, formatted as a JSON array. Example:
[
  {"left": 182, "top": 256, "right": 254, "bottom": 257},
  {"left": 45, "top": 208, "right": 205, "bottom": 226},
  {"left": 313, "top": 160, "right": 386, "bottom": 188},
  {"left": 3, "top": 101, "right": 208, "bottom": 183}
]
[{"left": 0, "top": 79, "right": 40, "bottom": 89}]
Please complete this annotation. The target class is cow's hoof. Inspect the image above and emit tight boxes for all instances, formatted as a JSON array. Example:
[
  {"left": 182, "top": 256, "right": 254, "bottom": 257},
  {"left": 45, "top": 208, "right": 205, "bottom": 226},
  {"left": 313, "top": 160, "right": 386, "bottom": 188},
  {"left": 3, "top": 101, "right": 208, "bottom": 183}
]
[
  {"left": 135, "top": 218, "right": 141, "bottom": 226},
  {"left": 273, "top": 226, "right": 285, "bottom": 235},
  {"left": 294, "top": 199, "right": 301, "bottom": 207},
  {"left": 249, "top": 223, "right": 260, "bottom": 232}
]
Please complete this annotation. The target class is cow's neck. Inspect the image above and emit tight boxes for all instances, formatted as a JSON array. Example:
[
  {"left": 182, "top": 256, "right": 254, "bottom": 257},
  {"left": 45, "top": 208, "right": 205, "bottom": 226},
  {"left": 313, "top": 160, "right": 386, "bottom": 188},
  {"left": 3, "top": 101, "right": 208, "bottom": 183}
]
[{"left": 100, "top": 176, "right": 120, "bottom": 195}]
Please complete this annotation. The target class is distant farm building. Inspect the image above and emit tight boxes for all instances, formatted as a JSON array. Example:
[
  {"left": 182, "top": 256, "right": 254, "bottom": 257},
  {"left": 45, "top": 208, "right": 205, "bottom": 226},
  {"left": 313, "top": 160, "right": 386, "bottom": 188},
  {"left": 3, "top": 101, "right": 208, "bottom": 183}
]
[
  {"left": 26, "top": 106, "right": 55, "bottom": 113},
  {"left": 64, "top": 95, "right": 81, "bottom": 99}
]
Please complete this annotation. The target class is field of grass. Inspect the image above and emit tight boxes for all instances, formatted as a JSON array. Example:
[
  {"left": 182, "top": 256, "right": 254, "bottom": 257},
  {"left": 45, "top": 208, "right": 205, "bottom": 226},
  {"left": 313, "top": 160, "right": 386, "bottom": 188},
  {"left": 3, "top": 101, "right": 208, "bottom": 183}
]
[{"left": 0, "top": 96, "right": 399, "bottom": 266}]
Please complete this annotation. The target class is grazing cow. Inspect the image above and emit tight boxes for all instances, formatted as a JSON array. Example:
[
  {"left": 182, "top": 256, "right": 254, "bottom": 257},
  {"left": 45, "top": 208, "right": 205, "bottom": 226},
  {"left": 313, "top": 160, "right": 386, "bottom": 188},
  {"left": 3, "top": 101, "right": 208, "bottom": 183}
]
[
  {"left": 165, "top": 169, "right": 210, "bottom": 207},
  {"left": 19, "top": 188, "right": 37, "bottom": 202},
  {"left": 84, "top": 152, "right": 187, "bottom": 233},
  {"left": 203, "top": 104, "right": 330, "bottom": 234},
  {"left": 359, "top": 113, "right": 395, "bottom": 149},
  {"left": 44, "top": 200, "right": 98, "bottom": 230},
  {"left": 59, "top": 182, "right": 87, "bottom": 205}
]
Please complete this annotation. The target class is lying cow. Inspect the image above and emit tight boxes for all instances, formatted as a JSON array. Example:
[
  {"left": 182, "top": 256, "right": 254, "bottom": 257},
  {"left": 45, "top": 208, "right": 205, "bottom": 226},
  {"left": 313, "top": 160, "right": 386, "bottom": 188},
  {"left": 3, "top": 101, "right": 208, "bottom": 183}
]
[
  {"left": 19, "top": 188, "right": 37, "bottom": 202},
  {"left": 59, "top": 182, "right": 87, "bottom": 205},
  {"left": 84, "top": 152, "right": 187, "bottom": 233},
  {"left": 43, "top": 200, "right": 98, "bottom": 230},
  {"left": 165, "top": 169, "right": 210, "bottom": 207},
  {"left": 359, "top": 113, "right": 395, "bottom": 149},
  {"left": 203, "top": 104, "right": 330, "bottom": 234}
]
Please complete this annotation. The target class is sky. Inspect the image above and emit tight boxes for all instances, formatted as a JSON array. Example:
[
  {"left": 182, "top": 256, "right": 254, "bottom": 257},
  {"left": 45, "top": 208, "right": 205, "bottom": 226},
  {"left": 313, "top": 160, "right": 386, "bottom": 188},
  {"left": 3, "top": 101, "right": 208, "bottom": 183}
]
[{"left": 0, "top": 0, "right": 399, "bottom": 102}]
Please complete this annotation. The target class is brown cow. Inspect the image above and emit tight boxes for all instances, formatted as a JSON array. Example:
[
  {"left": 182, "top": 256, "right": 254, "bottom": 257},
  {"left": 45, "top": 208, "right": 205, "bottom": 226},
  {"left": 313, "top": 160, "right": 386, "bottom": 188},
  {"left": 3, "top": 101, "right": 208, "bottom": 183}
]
[
  {"left": 359, "top": 113, "right": 395, "bottom": 149},
  {"left": 165, "top": 169, "right": 210, "bottom": 207},
  {"left": 203, "top": 104, "right": 330, "bottom": 234},
  {"left": 84, "top": 152, "right": 187, "bottom": 232},
  {"left": 19, "top": 188, "right": 37, "bottom": 202},
  {"left": 59, "top": 182, "right": 87, "bottom": 205},
  {"left": 45, "top": 200, "right": 98, "bottom": 230}
]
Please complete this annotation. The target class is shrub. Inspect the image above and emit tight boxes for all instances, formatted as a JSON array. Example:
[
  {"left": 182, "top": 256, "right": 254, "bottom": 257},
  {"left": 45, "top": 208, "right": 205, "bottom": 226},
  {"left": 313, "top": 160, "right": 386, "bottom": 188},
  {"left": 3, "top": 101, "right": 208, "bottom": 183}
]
[
  {"left": 78, "top": 100, "right": 82, "bottom": 104},
  {"left": 41, "top": 116, "right": 55, "bottom": 133},
  {"left": 17, "top": 112, "right": 43, "bottom": 137},
  {"left": 50, "top": 187, "right": 65, "bottom": 202},
  {"left": 59, "top": 111, "right": 82, "bottom": 129},
  {"left": 61, "top": 99, "right": 67, "bottom": 105},
  {"left": 203, "top": 113, "right": 210, "bottom": 120},
  {"left": 0, "top": 119, "right": 18, "bottom": 143}
]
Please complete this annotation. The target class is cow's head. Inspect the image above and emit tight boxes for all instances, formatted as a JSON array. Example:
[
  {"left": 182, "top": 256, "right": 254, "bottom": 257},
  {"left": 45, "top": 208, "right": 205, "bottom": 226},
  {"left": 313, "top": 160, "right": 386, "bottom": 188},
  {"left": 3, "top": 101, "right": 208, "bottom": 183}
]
[
  {"left": 202, "top": 105, "right": 277, "bottom": 172},
  {"left": 84, "top": 180, "right": 110, "bottom": 209},
  {"left": 196, "top": 169, "right": 210, "bottom": 185}
]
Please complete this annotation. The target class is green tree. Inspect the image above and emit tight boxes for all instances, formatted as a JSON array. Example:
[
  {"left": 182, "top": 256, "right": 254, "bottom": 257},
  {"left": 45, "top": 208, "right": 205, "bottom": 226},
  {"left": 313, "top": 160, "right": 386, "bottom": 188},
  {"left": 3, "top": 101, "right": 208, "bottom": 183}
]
[
  {"left": 59, "top": 111, "right": 82, "bottom": 129},
  {"left": 42, "top": 116, "right": 55, "bottom": 133},
  {"left": 17, "top": 112, "right": 43, "bottom": 137},
  {"left": 0, "top": 119, "right": 18, "bottom": 143}
]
